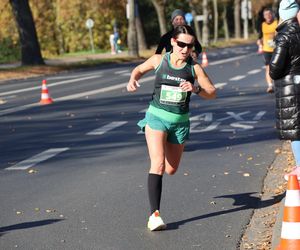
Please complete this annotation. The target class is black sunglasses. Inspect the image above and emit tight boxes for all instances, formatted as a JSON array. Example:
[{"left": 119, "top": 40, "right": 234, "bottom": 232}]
[{"left": 176, "top": 40, "right": 194, "bottom": 49}]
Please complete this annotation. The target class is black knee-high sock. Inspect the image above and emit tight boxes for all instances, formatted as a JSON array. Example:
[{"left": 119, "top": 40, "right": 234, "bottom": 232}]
[{"left": 148, "top": 173, "right": 163, "bottom": 215}]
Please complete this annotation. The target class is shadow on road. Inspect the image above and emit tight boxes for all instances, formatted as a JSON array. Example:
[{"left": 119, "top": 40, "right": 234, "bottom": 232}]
[
  {"left": 165, "top": 192, "right": 284, "bottom": 230},
  {"left": 0, "top": 219, "right": 64, "bottom": 237}
]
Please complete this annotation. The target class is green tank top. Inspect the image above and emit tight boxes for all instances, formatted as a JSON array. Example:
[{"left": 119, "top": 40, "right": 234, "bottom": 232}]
[{"left": 150, "top": 52, "right": 195, "bottom": 114}]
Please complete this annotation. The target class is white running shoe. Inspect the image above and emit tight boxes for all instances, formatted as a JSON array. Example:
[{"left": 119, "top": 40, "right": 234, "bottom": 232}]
[
  {"left": 284, "top": 167, "right": 300, "bottom": 181},
  {"left": 147, "top": 210, "right": 166, "bottom": 231}
]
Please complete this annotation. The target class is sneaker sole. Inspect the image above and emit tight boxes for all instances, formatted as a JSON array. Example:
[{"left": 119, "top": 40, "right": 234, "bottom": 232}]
[{"left": 148, "top": 223, "right": 167, "bottom": 231}]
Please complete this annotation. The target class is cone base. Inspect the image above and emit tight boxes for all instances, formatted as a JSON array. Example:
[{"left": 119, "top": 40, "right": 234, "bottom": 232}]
[{"left": 40, "top": 98, "right": 53, "bottom": 105}]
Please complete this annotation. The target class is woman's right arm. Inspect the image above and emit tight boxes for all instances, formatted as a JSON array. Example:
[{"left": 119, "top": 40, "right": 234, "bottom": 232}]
[{"left": 127, "top": 55, "right": 161, "bottom": 92}]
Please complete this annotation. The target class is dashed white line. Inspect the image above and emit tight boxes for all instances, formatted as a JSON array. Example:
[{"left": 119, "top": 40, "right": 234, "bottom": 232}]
[
  {"left": 248, "top": 69, "right": 262, "bottom": 75},
  {"left": 229, "top": 75, "right": 246, "bottom": 81},
  {"left": 208, "top": 53, "right": 256, "bottom": 66},
  {"left": 5, "top": 148, "right": 69, "bottom": 170},
  {"left": 215, "top": 83, "right": 227, "bottom": 89},
  {"left": 87, "top": 121, "right": 128, "bottom": 135},
  {"left": 115, "top": 70, "right": 129, "bottom": 74}
]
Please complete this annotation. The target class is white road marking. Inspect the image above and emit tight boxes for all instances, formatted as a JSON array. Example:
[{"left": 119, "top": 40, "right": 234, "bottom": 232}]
[
  {"left": 1, "top": 95, "right": 16, "bottom": 100},
  {"left": 139, "top": 108, "right": 148, "bottom": 113},
  {"left": 115, "top": 70, "right": 129, "bottom": 74},
  {"left": 253, "top": 111, "right": 266, "bottom": 121},
  {"left": 248, "top": 69, "right": 262, "bottom": 75},
  {"left": 229, "top": 75, "right": 246, "bottom": 81},
  {"left": 0, "top": 75, "right": 155, "bottom": 117},
  {"left": 0, "top": 75, "right": 101, "bottom": 97},
  {"left": 87, "top": 121, "right": 128, "bottom": 135},
  {"left": 55, "top": 75, "right": 154, "bottom": 101},
  {"left": 0, "top": 103, "right": 40, "bottom": 116},
  {"left": 209, "top": 53, "right": 256, "bottom": 66},
  {"left": 215, "top": 83, "right": 227, "bottom": 88},
  {"left": 47, "top": 72, "right": 102, "bottom": 80},
  {"left": 5, "top": 148, "right": 69, "bottom": 170}
]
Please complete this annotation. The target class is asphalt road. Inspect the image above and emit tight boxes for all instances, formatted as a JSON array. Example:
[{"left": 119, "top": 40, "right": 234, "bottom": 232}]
[{"left": 0, "top": 45, "right": 282, "bottom": 250}]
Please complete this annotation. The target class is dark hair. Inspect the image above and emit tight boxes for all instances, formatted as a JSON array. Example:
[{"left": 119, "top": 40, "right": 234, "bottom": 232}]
[
  {"left": 263, "top": 7, "right": 273, "bottom": 14},
  {"left": 172, "top": 25, "right": 196, "bottom": 39}
]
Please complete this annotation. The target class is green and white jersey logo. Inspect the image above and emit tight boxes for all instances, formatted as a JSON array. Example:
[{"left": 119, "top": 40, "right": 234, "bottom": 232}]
[
  {"left": 160, "top": 84, "right": 187, "bottom": 105},
  {"left": 161, "top": 74, "right": 186, "bottom": 83}
]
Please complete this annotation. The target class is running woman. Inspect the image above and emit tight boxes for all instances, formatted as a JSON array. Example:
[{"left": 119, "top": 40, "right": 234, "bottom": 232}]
[{"left": 127, "top": 25, "right": 216, "bottom": 231}]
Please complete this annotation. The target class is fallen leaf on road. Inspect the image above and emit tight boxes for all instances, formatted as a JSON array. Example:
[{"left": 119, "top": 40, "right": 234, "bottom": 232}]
[
  {"left": 274, "top": 148, "right": 281, "bottom": 154},
  {"left": 46, "top": 209, "right": 56, "bottom": 213},
  {"left": 28, "top": 169, "right": 37, "bottom": 174}
]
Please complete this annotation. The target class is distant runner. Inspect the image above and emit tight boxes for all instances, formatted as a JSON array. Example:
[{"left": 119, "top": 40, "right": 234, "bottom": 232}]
[{"left": 257, "top": 8, "right": 278, "bottom": 93}]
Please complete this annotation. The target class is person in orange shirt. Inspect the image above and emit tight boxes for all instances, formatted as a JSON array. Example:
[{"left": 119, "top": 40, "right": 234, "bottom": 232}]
[{"left": 257, "top": 8, "right": 278, "bottom": 93}]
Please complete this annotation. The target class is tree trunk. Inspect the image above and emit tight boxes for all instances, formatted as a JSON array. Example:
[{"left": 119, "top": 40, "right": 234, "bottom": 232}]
[
  {"left": 55, "top": 1, "right": 65, "bottom": 54},
  {"left": 188, "top": 0, "right": 201, "bottom": 44},
  {"left": 127, "top": 0, "right": 139, "bottom": 57},
  {"left": 234, "top": 0, "right": 241, "bottom": 39},
  {"left": 202, "top": 0, "right": 209, "bottom": 46},
  {"left": 151, "top": 0, "right": 167, "bottom": 36},
  {"left": 9, "top": 0, "right": 44, "bottom": 65},
  {"left": 135, "top": 2, "right": 147, "bottom": 51},
  {"left": 212, "top": 0, "right": 218, "bottom": 43},
  {"left": 223, "top": 4, "right": 230, "bottom": 41}
]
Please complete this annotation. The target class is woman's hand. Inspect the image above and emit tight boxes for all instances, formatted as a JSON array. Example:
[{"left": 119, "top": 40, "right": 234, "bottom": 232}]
[
  {"left": 127, "top": 80, "right": 140, "bottom": 92},
  {"left": 179, "top": 81, "right": 195, "bottom": 92}
]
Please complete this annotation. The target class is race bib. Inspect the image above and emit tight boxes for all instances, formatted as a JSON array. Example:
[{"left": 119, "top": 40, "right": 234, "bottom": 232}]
[{"left": 160, "top": 84, "right": 187, "bottom": 105}]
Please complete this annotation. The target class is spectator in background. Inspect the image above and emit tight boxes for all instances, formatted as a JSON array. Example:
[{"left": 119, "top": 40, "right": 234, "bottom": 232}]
[
  {"left": 155, "top": 9, "right": 202, "bottom": 60},
  {"left": 257, "top": 8, "right": 278, "bottom": 93},
  {"left": 109, "top": 33, "right": 116, "bottom": 54},
  {"left": 113, "top": 28, "right": 121, "bottom": 53},
  {"left": 269, "top": 0, "right": 300, "bottom": 180}
]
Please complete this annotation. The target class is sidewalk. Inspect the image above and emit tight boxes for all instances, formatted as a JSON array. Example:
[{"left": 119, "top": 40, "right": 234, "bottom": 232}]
[
  {"left": 0, "top": 51, "right": 140, "bottom": 82},
  {"left": 0, "top": 51, "right": 130, "bottom": 69},
  {"left": 240, "top": 141, "right": 293, "bottom": 249}
]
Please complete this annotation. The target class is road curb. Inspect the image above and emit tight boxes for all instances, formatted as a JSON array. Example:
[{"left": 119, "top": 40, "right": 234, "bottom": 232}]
[
  {"left": 271, "top": 197, "right": 284, "bottom": 249},
  {"left": 240, "top": 141, "right": 291, "bottom": 249}
]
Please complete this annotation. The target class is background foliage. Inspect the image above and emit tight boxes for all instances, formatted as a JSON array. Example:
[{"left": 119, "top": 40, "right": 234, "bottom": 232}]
[{"left": 0, "top": 0, "right": 277, "bottom": 62}]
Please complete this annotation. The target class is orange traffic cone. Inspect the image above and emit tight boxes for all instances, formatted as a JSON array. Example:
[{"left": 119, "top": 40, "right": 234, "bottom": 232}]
[
  {"left": 201, "top": 51, "right": 208, "bottom": 67},
  {"left": 40, "top": 79, "right": 53, "bottom": 105},
  {"left": 277, "top": 175, "right": 300, "bottom": 250},
  {"left": 257, "top": 44, "right": 263, "bottom": 54}
]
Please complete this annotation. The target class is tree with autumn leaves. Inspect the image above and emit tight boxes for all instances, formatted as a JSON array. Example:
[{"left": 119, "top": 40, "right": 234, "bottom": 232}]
[{"left": 1, "top": 0, "right": 279, "bottom": 65}]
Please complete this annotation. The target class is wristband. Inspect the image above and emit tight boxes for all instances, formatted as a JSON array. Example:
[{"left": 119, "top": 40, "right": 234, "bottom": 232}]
[{"left": 194, "top": 86, "right": 202, "bottom": 94}]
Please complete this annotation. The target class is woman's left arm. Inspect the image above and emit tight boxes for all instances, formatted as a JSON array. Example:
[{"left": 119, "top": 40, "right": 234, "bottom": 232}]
[
  {"left": 193, "top": 63, "right": 216, "bottom": 99},
  {"left": 179, "top": 63, "right": 216, "bottom": 99}
]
